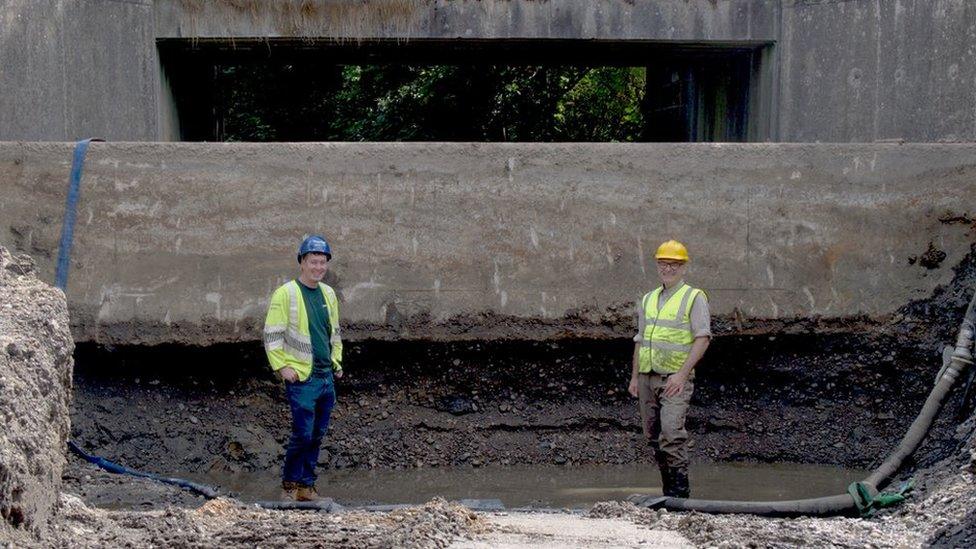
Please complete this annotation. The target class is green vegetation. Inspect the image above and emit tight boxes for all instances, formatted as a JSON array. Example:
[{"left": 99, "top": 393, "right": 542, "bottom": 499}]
[{"left": 215, "top": 63, "right": 647, "bottom": 142}]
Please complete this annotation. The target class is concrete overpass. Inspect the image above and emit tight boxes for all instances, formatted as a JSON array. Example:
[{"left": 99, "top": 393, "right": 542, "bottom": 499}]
[{"left": 2, "top": 0, "right": 975, "bottom": 143}]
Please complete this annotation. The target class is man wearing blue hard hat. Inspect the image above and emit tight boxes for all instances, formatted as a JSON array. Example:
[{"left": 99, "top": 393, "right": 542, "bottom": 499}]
[{"left": 263, "top": 235, "right": 343, "bottom": 502}]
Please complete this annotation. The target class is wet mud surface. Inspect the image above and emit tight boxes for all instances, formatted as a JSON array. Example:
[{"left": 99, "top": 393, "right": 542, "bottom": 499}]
[{"left": 67, "top": 460, "right": 867, "bottom": 510}]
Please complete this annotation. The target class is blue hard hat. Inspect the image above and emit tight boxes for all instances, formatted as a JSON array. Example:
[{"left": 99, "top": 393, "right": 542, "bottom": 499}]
[{"left": 297, "top": 235, "right": 332, "bottom": 263}]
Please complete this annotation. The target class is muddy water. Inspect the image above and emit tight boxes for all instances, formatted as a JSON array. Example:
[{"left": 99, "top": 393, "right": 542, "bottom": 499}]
[{"left": 184, "top": 462, "right": 867, "bottom": 509}]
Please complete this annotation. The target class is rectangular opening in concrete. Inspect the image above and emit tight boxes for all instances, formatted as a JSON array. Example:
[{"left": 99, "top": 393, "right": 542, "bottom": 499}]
[{"left": 157, "top": 39, "right": 772, "bottom": 142}]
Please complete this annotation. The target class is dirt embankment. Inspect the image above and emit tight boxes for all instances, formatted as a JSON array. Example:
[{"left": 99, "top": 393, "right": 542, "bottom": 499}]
[
  {"left": 51, "top": 496, "right": 488, "bottom": 549},
  {"left": 0, "top": 247, "right": 74, "bottom": 542}
]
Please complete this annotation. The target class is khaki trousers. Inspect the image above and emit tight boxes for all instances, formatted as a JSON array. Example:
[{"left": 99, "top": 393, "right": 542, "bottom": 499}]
[{"left": 638, "top": 371, "right": 694, "bottom": 469}]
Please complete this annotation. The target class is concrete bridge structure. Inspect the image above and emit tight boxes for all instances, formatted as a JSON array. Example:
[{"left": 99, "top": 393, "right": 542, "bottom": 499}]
[{"left": 2, "top": 0, "right": 976, "bottom": 143}]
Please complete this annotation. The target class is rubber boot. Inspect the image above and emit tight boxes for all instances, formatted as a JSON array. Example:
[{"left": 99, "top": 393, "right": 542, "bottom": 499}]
[
  {"left": 670, "top": 467, "right": 690, "bottom": 499},
  {"left": 659, "top": 465, "right": 674, "bottom": 497}
]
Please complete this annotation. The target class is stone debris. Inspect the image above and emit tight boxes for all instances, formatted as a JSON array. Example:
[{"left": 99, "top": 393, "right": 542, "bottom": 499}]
[
  {"left": 377, "top": 498, "right": 489, "bottom": 548},
  {"left": 34, "top": 494, "right": 488, "bottom": 548}
]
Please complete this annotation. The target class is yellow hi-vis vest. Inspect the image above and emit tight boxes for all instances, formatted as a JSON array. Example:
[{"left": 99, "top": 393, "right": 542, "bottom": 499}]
[
  {"left": 263, "top": 280, "right": 343, "bottom": 382},
  {"left": 638, "top": 283, "right": 705, "bottom": 374}
]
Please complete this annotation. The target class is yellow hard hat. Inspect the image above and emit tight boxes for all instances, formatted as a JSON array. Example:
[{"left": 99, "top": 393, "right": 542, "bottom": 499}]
[{"left": 655, "top": 240, "right": 689, "bottom": 262}]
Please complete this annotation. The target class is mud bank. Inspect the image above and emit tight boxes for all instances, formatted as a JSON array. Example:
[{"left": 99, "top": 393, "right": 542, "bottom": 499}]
[{"left": 69, "top": 327, "right": 963, "bottom": 483}]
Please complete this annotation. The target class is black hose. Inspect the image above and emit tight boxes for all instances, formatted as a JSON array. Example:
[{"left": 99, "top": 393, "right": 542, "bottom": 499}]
[
  {"left": 69, "top": 441, "right": 220, "bottom": 499},
  {"left": 864, "top": 362, "right": 962, "bottom": 488},
  {"left": 69, "top": 441, "right": 345, "bottom": 512},
  {"left": 632, "top": 287, "right": 976, "bottom": 516},
  {"left": 633, "top": 494, "right": 856, "bottom": 518}
]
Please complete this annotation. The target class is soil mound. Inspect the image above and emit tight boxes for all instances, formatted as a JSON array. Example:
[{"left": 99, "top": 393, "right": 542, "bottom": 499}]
[
  {"left": 381, "top": 498, "right": 488, "bottom": 548},
  {"left": 0, "top": 246, "right": 74, "bottom": 539},
  {"left": 50, "top": 495, "right": 488, "bottom": 547}
]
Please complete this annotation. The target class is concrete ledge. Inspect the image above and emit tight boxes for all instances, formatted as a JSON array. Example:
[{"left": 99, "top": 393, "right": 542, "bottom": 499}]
[
  {"left": 0, "top": 142, "right": 973, "bottom": 345},
  {"left": 154, "top": 0, "right": 777, "bottom": 42}
]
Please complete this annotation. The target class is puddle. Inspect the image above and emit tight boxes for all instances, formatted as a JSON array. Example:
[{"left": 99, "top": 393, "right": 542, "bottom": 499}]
[{"left": 181, "top": 462, "right": 868, "bottom": 509}]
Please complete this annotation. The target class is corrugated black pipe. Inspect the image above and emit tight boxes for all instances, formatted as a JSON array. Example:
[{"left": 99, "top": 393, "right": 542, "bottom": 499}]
[{"left": 632, "top": 288, "right": 976, "bottom": 517}]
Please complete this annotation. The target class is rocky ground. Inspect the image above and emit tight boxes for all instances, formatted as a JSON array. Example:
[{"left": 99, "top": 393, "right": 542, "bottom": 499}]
[
  {"left": 68, "top": 330, "right": 961, "bottom": 481},
  {"left": 46, "top": 495, "right": 489, "bottom": 548},
  {"left": 57, "top": 326, "right": 976, "bottom": 547},
  {"left": 47, "top": 439, "right": 976, "bottom": 548}
]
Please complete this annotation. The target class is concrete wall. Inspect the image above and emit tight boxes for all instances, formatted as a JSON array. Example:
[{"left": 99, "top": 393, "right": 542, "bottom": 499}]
[
  {"left": 779, "top": 0, "right": 976, "bottom": 142},
  {"left": 0, "top": 0, "right": 158, "bottom": 141},
  {"left": 152, "top": 0, "right": 976, "bottom": 143},
  {"left": 0, "top": 142, "right": 972, "bottom": 345},
  {"left": 154, "top": 0, "right": 778, "bottom": 42}
]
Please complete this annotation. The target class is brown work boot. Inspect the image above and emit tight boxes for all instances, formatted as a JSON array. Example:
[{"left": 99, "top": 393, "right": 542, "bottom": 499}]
[
  {"left": 281, "top": 481, "right": 300, "bottom": 501},
  {"left": 295, "top": 484, "right": 323, "bottom": 502}
]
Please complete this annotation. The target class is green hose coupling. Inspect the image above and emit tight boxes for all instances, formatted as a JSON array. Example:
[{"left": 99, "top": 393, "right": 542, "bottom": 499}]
[{"left": 848, "top": 479, "right": 914, "bottom": 517}]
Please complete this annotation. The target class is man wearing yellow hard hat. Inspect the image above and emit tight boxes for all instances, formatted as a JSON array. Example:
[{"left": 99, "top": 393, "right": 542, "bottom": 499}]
[{"left": 628, "top": 239, "right": 711, "bottom": 498}]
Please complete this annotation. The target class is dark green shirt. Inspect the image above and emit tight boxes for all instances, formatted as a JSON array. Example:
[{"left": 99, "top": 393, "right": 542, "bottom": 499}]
[{"left": 297, "top": 280, "right": 332, "bottom": 370}]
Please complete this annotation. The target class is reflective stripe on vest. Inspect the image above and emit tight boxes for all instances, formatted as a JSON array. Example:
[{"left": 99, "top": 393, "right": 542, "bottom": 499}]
[
  {"left": 284, "top": 282, "right": 313, "bottom": 363},
  {"left": 263, "top": 326, "right": 285, "bottom": 350},
  {"left": 638, "top": 283, "right": 701, "bottom": 374}
]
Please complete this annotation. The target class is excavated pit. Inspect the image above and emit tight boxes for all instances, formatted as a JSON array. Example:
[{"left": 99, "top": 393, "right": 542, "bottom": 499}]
[
  {"left": 1, "top": 240, "right": 972, "bottom": 546},
  {"left": 66, "top": 327, "right": 967, "bottom": 510},
  {"left": 60, "top": 245, "right": 976, "bottom": 517}
]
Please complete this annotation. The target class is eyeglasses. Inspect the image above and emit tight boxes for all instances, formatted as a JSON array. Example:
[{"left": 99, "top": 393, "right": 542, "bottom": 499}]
[{"left": 656, "top": 262, "right": 684, "bottom": 271}]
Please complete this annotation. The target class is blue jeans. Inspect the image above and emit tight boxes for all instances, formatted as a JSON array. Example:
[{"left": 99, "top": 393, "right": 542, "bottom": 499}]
[{"left": 282, "top": 368, "right": 336, "bottom": 486}]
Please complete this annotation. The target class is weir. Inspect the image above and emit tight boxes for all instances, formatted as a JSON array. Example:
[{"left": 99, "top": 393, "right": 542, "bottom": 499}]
[{"left": 1, "top": 142, "right": 973, "bottom": 347}]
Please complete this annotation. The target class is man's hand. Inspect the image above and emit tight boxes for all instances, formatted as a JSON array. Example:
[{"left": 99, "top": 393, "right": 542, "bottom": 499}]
[
  {"left": 628, "top": 377, "right": 639, "bottom": 397},
  {"left": 280, "top": 367, "right": 298, "bottom": 383},
  {"left": 334, "top": 369, "right": 343, "bottom": 379},
  {"left": 663, "top": 372, "right": 688, "bottom": 398}
]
